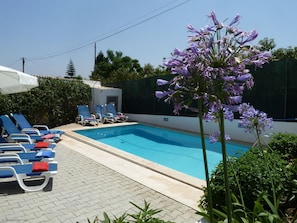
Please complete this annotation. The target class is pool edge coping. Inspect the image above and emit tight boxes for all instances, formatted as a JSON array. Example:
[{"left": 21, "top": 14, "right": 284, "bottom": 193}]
[{"left": 58, "top": 122, "right": 206, "bottom": 210}]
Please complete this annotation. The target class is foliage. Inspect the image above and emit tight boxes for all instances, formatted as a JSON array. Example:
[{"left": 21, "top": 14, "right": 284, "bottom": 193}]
[
  {"left": 198, "top": 192, "right": 282, "bottom": 223},
  {"left": 257, "top": 37, "right": 297, "bottom": 60},
  {"left": 199, "top": 147, "right": 293, "bottom": 217},
  {"left": 258, "top": 37, "right": 276, "bottom": 52},
  {"left": 66, "top": 59, "right": 76, "bottom": 77},
  {"left": 283, "top": 177, "right": 297, "bottom": 223},
  {"left": 267, "top": 132, "right": 297, "bottom": 220},
  {"left": 141, "top": 64, "right": 156, "bottom": 77},
  {"left": 272, "top": 46, "right": 297, "bottom": 60},
  {"left": 91, "top": 50, "right": 142, "bottom": 84},
  {"left": 268, "top": 132, "right": 297, "bottom": 160},
  {"left": 78, "top": 200, "right": 175, "bottom": 223},
  {"left": 91, "top": 50, "right": 169, "bottom": 84},
  {"left": 0, "top": 76, "right": 91, "bottom": 128}
]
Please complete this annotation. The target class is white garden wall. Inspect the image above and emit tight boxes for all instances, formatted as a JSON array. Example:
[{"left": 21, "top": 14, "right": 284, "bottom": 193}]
[{"left": 126, "top": 114, "right": 297, "bottom": 144}]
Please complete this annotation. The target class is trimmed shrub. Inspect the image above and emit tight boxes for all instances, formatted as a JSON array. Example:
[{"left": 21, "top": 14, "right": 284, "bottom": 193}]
[
  {"left": 199, "top": 147, "right": 293, "bottom": 212},
  {"left": 268, "top": 132, "right": 297, "bottom": 160},
  {"left": 0, "top": 77, "right": 92, "bottom": 128}
]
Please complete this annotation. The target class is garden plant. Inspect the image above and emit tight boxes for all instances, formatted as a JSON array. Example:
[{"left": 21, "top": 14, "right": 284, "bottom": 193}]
[
  {"left": 80, "top": 200, "right": 175, "bottom": 223},
  {"left": 153, "top": 11, "right": 295, "bottom": 222}
]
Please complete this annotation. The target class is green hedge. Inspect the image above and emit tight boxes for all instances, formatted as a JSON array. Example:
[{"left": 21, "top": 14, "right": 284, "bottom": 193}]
[{"left": 0, "top": 77, "right": 92, "bottom": 128}]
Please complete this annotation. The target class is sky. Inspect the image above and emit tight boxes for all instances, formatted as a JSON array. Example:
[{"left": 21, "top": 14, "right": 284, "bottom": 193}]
[{"left": 1, "top": 0, "right": 297, "bottom": 79}]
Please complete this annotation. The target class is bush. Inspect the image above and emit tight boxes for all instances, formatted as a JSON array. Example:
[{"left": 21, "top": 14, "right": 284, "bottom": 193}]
[
  {"left": 267, "top": 132, "right": 297, "bottom": 219},
  {"left": 268, "top": 132, "right": 297, "bottom": 160},
  {"left": 199, "top": 147, "right": 293, "bottom": 213}
]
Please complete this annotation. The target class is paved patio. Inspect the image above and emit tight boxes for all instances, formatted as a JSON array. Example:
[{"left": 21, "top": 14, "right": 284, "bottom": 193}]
[{"left": 0, "top": 123, "right": 204, "bottom": 223}]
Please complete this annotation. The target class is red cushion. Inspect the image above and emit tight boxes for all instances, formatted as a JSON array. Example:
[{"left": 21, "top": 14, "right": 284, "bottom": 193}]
[
  {"left": 42, "top": 134, "right": 55, "bottom": 139},
  {"left": 32, "top": 162, "right": 49, "bottom": 172},
  {"left": 34, "top": 142, "right": 50, "bottom": 148}
]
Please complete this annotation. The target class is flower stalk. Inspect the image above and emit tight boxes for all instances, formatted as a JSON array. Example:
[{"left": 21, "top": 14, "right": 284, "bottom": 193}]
[
  {"left": 238, "top": 103, "right": 276, "bottom": 208},
  {"left": 198, "top": 97, "right": 214, "bottom": 222},
  {"left": 218, "top": 109, "right": 232, "bottom": 222}
]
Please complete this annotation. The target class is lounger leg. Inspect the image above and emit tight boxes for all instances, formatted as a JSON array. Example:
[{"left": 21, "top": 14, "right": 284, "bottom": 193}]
[{"left": 16, "top": 173, "right": 51, "bottom": 192}]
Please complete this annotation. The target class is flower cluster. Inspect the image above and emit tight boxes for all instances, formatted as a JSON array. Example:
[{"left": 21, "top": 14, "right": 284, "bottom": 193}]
[
  {"left": 155, "top": 11, "right": 270, "bottom": 119},
  {"left": 238, "top": 103, "right": 273, "bottom": 135},
  {"left": 209, "top": 131, "right": 231, "bottom": 144}
]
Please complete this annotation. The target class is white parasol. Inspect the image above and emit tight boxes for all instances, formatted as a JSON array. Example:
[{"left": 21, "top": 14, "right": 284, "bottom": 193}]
[{"left": 0, "top": 65, "right": 39, "bottom": 94}]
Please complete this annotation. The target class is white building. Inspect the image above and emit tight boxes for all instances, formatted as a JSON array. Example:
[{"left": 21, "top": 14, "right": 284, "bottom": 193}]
[{"left": 83, "top": 80, "right": 122, "bottom": 113}]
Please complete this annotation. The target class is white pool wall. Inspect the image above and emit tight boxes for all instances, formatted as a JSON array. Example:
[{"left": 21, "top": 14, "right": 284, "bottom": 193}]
[{"left": 126, "top": 114, "right": 297, "bottom": 144}]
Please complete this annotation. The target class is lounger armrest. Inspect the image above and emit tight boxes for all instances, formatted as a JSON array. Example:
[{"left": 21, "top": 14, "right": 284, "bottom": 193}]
[
  {"left": 32, "top": 125, "right": 50, "bottom": 131},
  {"left": 91, "top": 114, "right": 96, "bottom": 119},
  {"left": 21, "top": 128, "right": 41, "bottom": 136},
  {"left": 78, "top": 115, "right": 83, "bottom": 121},
  {"left": 0, "top": 143, "right": 27, "bottom": 153},
  {"left": 95, "top": 113, "right": 102, "bottom": 119},
  {"left": 107, "top": 113, "right": 114, "bottom": 118},
  {"left": 0, "top": 155, "right": 24, "bottom": 164},
  {"left": 0, "top": 142, "right": 23, "bottom": 147},
  {"left": 7, "top": 133, "right": 33, "bottom": 144}
]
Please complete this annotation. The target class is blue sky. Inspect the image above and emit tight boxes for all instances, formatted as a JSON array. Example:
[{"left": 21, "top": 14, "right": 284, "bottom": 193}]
[{"left": 1, "top": 0, "right": 297, "bottom": 79}]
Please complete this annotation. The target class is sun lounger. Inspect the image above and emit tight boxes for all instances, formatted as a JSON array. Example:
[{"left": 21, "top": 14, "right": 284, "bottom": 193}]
[
  {"left": 0, "top": 142, "right": 55, "bottom": 153},
  {"left": 94, "top": 105, "right": 115, "bottom": 124},
  {"left": 76, "top": 105, "right": 98, "bottom": 126},
  {"left": 0, "top": 135, "right": 56, "bottom": 153},
  {"left": 0, "top": 161, "right": 58, "bottom": 192},
  {"left": 0, "top": 150, "right": 55, "bottom": 163},
  {"left": 105, "top": 103, "right": 128, "bottom": 122},
  {"left": 0, "top": 115, "right": 59, "bottom": 143},
  {"left": 10, "top": 112, "right": 64, "bottom": 138},
  {"left": 0, "top": 136, "right": 56, "bottom": 162}
]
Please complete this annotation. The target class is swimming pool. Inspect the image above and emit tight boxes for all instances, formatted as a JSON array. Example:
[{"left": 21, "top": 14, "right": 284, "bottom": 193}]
[{"left": 74, "top": 124, "right": 249, "bottom": 180}]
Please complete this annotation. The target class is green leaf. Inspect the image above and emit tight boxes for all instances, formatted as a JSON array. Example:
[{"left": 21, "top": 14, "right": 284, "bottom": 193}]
[{"left": 262, "top": 195, "right": 279, "bottom": 215}]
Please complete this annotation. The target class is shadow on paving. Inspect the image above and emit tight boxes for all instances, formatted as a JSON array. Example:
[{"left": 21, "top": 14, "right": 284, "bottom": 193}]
[{"left": 0, "top": 178, "right": 53, "bottom": 195}]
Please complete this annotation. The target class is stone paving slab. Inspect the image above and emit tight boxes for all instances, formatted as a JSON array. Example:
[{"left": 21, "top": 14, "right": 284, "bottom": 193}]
[{"left": 0, "top": 139, "right": 201, "bottom": 223}]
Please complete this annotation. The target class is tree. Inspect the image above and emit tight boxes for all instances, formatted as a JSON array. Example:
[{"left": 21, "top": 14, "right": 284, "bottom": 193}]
[
  {"left": 66, "top": 59, "right": 76, "bottom": 78},
  {"left": 258, "top": 37, "right": 276, "bottom": 51},
  {"left": 258, "top": 38, "right": 297, "bottom": 60},
  {"left": 142, "top": 64, "right": 155, "bottom": 78},
  {"left": 90, "top": 50, "right": 174, "bottom": 84},
  {"left": 91, "top": 50, "right": 143, "bottom": 83},
  {"left": 272, "top": 46, "right": 297, "bottom": 59}
]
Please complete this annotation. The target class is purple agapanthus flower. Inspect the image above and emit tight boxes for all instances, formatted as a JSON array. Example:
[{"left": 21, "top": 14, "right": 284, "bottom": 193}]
[
  {"left": 156, "top": 11, "right": 270, "bottom": 117},
  {"left": 209, "top": 131, "right": 231, "bottom": 144},
  {"left": 238, "top": 103, "right": 273, "bottom": 135},
  {"left": 155, "top": 91, "right": 169, "bottom": 99},
  {"left": 157, "top": 79, "right": 169, "bottom": 86}
]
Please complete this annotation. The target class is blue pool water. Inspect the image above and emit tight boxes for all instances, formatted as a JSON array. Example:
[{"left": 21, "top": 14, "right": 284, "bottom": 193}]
[{"left": 74, "top": 124, "right": 249, "bottom": 180}]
